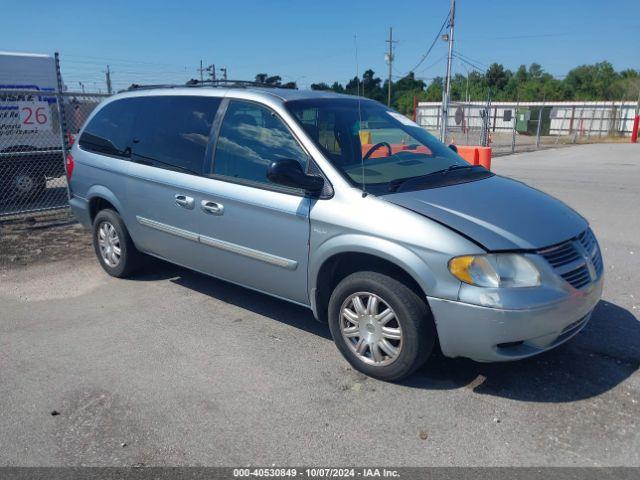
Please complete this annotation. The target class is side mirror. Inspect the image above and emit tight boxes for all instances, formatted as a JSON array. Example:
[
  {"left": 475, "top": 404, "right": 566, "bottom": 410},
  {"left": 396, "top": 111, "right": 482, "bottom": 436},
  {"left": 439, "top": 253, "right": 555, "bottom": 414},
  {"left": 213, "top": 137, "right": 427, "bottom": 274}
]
[
  {"left": 448, "top": 144, "right": 458, "bottom": 153},
  {"left": 267, "top": 159, "right": 324, "bottom": 195}
]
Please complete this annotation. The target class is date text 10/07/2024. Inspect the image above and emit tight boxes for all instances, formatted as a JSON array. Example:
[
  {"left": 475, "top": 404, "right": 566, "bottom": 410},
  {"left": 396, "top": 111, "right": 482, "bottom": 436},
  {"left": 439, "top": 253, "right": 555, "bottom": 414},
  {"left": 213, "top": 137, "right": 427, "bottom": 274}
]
[{"left": 232, "top": 468, "right": 401, "bottom": 478}]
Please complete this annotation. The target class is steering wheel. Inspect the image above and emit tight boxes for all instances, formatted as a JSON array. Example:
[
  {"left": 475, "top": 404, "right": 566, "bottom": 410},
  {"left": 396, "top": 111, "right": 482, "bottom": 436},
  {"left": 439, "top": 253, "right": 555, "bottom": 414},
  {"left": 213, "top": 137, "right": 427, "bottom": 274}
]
[{"left": 363, "top": 142, "right": 392, "bottom": 161}]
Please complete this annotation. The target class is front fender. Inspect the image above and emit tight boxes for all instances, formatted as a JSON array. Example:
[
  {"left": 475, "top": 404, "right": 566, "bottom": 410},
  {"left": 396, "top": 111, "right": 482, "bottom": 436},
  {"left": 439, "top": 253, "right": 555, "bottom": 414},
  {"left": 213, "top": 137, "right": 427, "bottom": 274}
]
[{"left": 308, "top": 234, "right": 438, "bottom": 318}]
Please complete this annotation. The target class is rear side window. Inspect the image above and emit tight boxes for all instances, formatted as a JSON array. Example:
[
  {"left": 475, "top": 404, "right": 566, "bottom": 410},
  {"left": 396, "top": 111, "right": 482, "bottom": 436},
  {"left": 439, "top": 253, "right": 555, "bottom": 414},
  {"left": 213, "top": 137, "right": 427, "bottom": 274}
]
[
  {"left": 79, "top": 98, "right": 138, "bottom": 157},
  {"left": 132, "top": 96, "right": 220, "bottom": 175},
  {"left": 213, "top": 100, "right": 308, "bottom": 186}
]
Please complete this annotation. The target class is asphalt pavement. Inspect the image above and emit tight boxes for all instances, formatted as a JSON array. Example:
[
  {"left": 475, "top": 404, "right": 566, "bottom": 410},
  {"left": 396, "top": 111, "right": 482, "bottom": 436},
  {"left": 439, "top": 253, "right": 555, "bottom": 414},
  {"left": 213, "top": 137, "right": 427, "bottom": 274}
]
[{"left": 1, "top": 143, "right": 638, "bottom": 466}]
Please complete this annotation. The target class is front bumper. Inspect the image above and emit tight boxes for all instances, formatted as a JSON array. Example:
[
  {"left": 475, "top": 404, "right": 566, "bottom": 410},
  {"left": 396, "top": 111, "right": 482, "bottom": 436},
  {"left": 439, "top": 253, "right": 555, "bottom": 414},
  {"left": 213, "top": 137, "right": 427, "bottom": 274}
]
[{"left": 427, "top": 275, "right": 603, "bottom": 362}]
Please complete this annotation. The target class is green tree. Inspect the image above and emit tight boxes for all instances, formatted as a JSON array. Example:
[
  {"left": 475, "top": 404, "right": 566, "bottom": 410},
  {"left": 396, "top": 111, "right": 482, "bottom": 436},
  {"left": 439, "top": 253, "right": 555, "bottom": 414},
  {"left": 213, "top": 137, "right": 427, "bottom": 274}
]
[
  {"left": 310, "top": 82, "right": 331, "bottom": 90},
  {"left": 389, "top": 72, "right": 428, "bottom": 115},
  {"left": 269, "top": 61, "right": 639, "bottom": 110},
  {"left": 486, "top": 63, "right": 509, "bottom": 92},
  {"left": 330, "top": 81, "right": 345, "bottom": 93},
  {"left": 344, "top": 69, "right": 384, "bottom": 101},
  {"left": 564, "top": 61, "right": 620, "bottom": 100},
  {"left": 515, "top": 65, "right": 528, "bottom": 84},
  {"left": 424, "top": 77, "right": 443, "bottom": 101}
]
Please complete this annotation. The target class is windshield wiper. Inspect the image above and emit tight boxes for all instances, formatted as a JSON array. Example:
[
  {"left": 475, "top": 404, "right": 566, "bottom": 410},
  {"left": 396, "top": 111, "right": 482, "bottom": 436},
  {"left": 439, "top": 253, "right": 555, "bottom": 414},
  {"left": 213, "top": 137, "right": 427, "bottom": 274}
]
[
  {"left": 387, "top": 164, "right": 475, "bottom": 192},
  {"left": 437, "top": 164, "right": 475, "bottom": 174}
]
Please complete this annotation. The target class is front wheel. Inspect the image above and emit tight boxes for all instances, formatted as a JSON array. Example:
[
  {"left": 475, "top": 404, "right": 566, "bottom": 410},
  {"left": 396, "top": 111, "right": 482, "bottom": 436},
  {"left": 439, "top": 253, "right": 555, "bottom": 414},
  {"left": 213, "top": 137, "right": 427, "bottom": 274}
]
[{"left": 328, "top": 271, "right": 436, "bottom": 381}]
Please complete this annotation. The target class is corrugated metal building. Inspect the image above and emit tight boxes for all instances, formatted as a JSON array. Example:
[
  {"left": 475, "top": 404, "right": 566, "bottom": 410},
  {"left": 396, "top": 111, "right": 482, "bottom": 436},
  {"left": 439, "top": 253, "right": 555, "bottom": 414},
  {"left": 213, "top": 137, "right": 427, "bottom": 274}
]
[{"left": 416, "top": 101, "right": 638, "bottom": 137}]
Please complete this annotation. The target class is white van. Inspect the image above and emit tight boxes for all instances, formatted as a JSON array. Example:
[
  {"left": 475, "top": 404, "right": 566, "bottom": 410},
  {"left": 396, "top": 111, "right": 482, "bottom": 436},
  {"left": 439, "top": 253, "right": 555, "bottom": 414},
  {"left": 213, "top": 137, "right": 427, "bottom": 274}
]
[{"left": 0, "top": 51, "right": 64, "bottom": 199}]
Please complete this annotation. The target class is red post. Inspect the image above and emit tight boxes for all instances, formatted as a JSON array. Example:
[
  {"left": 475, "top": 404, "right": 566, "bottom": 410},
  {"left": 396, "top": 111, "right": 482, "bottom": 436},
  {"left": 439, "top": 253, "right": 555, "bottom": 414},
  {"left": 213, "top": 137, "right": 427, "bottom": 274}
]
[{"left": 632, "top": 115, "right": 639, "bottom": 143}]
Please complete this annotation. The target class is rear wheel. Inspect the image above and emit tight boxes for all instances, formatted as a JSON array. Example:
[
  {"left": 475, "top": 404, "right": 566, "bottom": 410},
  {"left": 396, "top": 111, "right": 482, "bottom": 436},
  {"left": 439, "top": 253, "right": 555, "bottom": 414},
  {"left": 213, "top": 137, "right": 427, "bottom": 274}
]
[
  {"left": 92, "top": 209, "right": 142, "bottom": 278},
  {"left": 328, "top": 271, "right": 436, "bottom": 381}
]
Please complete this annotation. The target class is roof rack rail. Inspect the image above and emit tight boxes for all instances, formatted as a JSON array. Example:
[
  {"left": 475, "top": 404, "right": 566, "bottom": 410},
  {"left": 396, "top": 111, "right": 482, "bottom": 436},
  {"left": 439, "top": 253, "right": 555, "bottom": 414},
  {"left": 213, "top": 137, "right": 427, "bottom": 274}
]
[
  {"left": 125, "top": 83, "right": 179, "bottom": 91},
  {"left": 186, "top": 79, "right": 297, "bottom": 89},
  {"left": 124, "top": 79, "right": 298, "bottom": 92}
]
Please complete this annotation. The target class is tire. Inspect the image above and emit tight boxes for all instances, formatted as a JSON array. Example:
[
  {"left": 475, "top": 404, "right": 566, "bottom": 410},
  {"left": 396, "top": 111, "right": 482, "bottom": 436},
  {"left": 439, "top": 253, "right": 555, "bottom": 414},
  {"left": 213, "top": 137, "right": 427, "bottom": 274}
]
[
  {"left": 92, "top": 209, "right": 142, "bottom": 278},
  {"left": 328, "top": 271, "right": 436, "bottom": 381},
  {"left": 11, "top": 171, "right": 46, "bottom": 200}
]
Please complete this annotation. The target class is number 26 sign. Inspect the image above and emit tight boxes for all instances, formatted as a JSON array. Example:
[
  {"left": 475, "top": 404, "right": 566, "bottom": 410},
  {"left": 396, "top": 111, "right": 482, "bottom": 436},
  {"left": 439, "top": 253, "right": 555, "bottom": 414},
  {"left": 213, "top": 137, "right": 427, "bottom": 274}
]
[{"left": 18, "top": 101, "right": 52, "bottom": 131}]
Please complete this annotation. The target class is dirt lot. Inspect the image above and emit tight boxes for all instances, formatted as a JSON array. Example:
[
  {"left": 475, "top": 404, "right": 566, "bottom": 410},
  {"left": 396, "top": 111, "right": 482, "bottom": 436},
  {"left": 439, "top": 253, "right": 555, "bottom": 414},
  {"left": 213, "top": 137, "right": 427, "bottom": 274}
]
[
  {"left": 0, "top": 210, "right": 92, "bottom": 268},
  {"left": 0, "top": 143, "right": 639, "bottom": 466}
]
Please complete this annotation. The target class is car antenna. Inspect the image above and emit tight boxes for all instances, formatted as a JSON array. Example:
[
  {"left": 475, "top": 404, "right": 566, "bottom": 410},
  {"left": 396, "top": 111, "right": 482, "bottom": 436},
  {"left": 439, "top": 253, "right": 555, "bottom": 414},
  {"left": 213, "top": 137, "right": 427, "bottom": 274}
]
[{"left": 354, "top": 34, "right": 367, "bottom": 198}]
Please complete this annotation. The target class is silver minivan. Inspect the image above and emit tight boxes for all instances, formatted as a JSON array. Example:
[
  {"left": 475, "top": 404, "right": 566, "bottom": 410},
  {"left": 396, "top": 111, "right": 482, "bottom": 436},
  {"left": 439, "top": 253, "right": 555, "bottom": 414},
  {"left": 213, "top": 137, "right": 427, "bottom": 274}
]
[{"left": 68, "top": 85, "right": 603, "bottom": 380}]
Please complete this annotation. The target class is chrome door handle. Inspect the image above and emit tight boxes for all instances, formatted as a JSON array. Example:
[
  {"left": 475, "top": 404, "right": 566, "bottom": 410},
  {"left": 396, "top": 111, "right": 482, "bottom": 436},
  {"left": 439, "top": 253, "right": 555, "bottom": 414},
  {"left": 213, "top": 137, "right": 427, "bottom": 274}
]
[
  {"left": 201, "top": 200, "right": 224, "bottom": 215},
  {"left": 175, "top": 194, "right": 195, "bottom": 209}
]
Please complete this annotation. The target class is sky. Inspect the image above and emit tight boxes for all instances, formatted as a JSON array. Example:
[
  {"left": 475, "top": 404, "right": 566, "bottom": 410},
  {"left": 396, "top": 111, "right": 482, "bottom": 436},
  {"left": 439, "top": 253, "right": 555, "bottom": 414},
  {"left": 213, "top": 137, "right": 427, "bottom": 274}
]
[{"left": 4, "top": 0, "right": 639, "bottom": 92}]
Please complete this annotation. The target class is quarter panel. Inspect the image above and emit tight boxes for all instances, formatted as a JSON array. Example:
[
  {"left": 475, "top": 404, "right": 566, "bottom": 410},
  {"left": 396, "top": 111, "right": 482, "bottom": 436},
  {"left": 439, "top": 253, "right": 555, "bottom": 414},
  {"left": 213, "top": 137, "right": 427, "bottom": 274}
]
[{"left": 71, "top": 145, "right": 130, "bottom": 224}]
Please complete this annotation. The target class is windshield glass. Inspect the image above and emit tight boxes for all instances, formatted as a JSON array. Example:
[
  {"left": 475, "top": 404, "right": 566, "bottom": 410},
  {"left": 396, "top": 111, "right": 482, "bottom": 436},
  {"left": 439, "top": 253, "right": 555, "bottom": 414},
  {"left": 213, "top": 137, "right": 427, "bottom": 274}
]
[{"left": 286, "top": 98, "right": 474, "bottom": 194}]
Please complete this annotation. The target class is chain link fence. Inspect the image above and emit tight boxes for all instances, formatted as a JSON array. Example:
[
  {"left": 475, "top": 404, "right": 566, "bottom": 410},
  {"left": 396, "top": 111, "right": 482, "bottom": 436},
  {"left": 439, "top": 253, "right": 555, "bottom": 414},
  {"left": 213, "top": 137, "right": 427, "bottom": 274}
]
[
  {"left": 417, "top": 100, "right": 639, "bottom": 155},
  {"left": 0, "top": 89, "right": 108, "bottom": 219},
  {"left": 1, "top": 75, "right": 108, "bottom": 270}
]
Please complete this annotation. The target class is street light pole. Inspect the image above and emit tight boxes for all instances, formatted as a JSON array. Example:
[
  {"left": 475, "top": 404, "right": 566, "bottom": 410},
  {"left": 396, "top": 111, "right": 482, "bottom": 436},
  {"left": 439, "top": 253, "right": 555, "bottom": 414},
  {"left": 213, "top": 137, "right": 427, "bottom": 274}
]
[
  {"left": 440, "top": 0, "right": 456, "bottom": 141},
  {"left": 458, "top": 61, "right": 472, "bottom": 103}
]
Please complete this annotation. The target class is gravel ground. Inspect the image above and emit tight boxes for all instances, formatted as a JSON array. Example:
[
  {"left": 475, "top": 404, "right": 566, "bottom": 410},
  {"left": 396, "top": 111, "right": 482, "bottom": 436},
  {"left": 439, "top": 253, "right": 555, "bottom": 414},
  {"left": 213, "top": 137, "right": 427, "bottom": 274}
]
[
  {"left": 0, "top": 143, "right": 638, "bottom": 466},
  {"left": 0, "top": 211, "right": 92, "bottom": 269}
]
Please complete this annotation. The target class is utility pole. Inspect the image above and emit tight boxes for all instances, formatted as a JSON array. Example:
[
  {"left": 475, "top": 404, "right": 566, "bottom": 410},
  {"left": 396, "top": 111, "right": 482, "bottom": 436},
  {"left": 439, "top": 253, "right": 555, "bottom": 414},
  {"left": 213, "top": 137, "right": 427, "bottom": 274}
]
[
  {"left": 198, "top": 63, "right": 216, "bottom": 82},
  {"left": 385, "top": 27, "right": 397, "bottom": 107},
  {"left": 440, "top": 0, "right": 455, "bottom": 141},
  {"left": 105, "top": 65, "right": 113, "bottom": 95},
  {"left": 105, "top": 65, "right": 112, "bottom": 94},
  {"left": 220, "top": 67, "right": 227, "bottom": 81}
]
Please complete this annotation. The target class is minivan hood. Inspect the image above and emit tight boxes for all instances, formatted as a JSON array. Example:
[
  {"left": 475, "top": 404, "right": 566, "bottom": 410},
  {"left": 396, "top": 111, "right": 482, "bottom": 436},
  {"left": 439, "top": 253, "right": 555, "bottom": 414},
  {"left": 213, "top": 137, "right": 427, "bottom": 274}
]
[{"left": 382, "top": 175, "right": 587, "bottom": 250}]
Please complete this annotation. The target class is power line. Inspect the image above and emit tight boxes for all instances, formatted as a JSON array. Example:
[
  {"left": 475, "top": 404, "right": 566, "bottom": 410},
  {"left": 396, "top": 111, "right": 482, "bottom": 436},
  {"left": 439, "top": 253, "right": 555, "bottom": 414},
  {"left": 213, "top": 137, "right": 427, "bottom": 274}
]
[
  {"left": 404, "top": 7, "right": 451, "bottom": 75},
  {"left": 416, "top": 54, "right": 448, "bottom": 74},
  {"left": 452, "top": 50, "right": 487, "bottom": 69},
  {"left": 480, "top": 32, "right": 573, "bottom": 40},
  {"left": 452, "top": 53, "right": 484, "bottom": 72},
  {"left": 63, "top": 53, "right": 184, "bottom": 68}
]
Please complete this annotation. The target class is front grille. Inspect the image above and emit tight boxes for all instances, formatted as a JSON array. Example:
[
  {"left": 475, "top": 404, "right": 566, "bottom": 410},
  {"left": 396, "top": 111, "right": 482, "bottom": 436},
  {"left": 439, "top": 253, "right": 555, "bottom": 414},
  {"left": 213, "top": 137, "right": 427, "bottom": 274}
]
[
  {"left": 541, "top": 241, "right": 581, "bottom": 268},
  {"left": 578, "top": 228, "right": 604, "bottom": 277},
  {"left": 539, "top": 228, "right": 603, "bottom": 289}
]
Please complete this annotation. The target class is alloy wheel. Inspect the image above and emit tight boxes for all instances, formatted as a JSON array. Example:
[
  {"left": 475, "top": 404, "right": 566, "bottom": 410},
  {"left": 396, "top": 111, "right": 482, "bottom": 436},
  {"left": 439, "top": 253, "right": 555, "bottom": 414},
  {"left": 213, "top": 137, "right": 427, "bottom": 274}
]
[
  {"left": 97, "top": 221, "right": 121, "bottom": 267},
  {"left": 339, "top": 292, "right": 403, "bottom": 366}
]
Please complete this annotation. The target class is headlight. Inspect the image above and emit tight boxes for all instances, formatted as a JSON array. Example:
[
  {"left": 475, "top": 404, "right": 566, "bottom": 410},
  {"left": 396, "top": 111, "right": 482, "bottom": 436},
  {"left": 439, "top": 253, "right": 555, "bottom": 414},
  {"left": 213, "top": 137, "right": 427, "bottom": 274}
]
[{"left": 448, "top": 254, "right": 540, "bottom": 288}]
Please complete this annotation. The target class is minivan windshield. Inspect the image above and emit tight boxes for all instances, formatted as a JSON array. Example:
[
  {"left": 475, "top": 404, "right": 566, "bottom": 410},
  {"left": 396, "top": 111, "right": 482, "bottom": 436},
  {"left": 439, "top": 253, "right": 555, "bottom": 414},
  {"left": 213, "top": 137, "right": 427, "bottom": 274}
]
[{"left": 286, "top": 98, "right": 491, "bottom": 194}]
